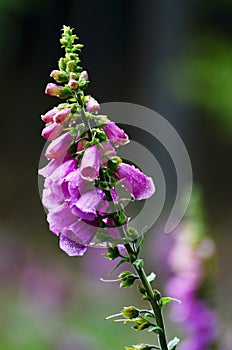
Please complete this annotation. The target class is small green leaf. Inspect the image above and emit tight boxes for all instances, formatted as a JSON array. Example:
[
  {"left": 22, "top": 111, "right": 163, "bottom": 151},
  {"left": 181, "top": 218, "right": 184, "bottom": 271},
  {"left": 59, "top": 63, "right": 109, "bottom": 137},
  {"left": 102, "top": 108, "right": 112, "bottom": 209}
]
[
  {"left": 133, "top": 259, "right": 144, "bottom": 269},
  {"left": 147, "top": 272, "right": 156, "bottom": 284},
  {"left": 160, "top": 297, "right": 181, "bottom": 309},
  {"left": 148, "top": 326, "right": 163, "bottom": 335},
  {"left": 167, "top": 337, "right": 180, "bottom": 350},
  {"left": 108, "top": 259, "right": 127, "bottom": 275},
  {"left": 138, "top": 236, "right": 145, "bottom": 250}
]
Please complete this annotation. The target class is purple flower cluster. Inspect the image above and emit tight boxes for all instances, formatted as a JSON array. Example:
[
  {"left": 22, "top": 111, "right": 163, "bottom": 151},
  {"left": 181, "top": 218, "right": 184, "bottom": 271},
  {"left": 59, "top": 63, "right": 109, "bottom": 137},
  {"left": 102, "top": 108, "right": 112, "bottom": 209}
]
[
  {"left": 165, "top": 224, "right": 219, "bottom": 350},
  {"left": 39, "top": 26, "right": 155, "bottom": 257},
  {"left": 39, "top": 117, "right": 155, "bottom": 256}
]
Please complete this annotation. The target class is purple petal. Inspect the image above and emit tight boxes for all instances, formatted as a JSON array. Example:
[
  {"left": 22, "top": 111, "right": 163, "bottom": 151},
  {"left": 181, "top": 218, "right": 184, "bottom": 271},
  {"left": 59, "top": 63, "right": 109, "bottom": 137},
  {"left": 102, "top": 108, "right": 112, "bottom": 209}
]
[
  {"left": 71, "top": 188, "right": 107, "bottom": 221},
  {"left": 38, "top": 153, "right": 71, "bottom": 178},
  {"left": 41, "top": 122, "right": 63, "bottom": 140},
  {"left": 116, "top": 163, "right": 155, "bottom": 200},
  {"left": 47, "top": 202, "right": 77, "bottom": 235},
  {"left": 80, "top": 145, "right": 100, "bottom": 181},
  {"left": 62, "top": 168, "right": 88, "bottom": 201},
  {"left": 59, "top": 235, "right": 87, "bottom": 256},
  {"left": 99, "top": 141, "right": 117, "bottom": 166},
  {"left": 103, "top": 121, "right": 129, "bottom": 146},
  {"left": 59, "top": 220, "right": 97, "bottom": 256},
  {"left": 45, "top": 132, "right": 72, "bottom": 159},
  {"left": 42, "top": 188, "right": 62, "bottom": 210}
]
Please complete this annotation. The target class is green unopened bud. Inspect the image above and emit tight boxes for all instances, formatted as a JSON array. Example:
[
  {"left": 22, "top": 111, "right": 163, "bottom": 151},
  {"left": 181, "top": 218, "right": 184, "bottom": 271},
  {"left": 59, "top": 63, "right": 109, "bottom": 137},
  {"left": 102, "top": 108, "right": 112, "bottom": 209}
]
[
  {"left": 122, "top": 306, "right": 139, "bottom": 319},
  {"left": 58, "top": 57, "right": 67, "bottom": 71},
  {"left": 107, "top": 157, "right": 121, "bottom": 172},
  {"left": 154, "top": 289, "right": 161, "bottom": 301},
  {"left": 133, "top": 317, "right": 150, "bottom": 331},
  {"left": 59, "top": 86, "right": 72, "bottom": 99},
  {"left": 102, "top": 246, "right": 120, "bottom": 260},
  {"left": 126, "top": 227, "right": 139, "bottom": 241},
  {"left": 50, "top": 70, "right": 68, "bottom": 83},
  {"left": 118, "top": 271, "right": 138, "bottom": 288},
  {"left": 138, "top": 284, "right": 146, "bottom": 295},
  {"left": 67, "top": 60, "right": 75, "bottom": 71}
]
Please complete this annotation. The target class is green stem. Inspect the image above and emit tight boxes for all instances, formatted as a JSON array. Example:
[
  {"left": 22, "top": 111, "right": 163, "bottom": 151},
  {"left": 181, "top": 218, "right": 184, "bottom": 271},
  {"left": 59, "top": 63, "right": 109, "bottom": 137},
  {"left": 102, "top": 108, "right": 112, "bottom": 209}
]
[{"left": 125, "top": 244, "right": 168, "bottom": 350}]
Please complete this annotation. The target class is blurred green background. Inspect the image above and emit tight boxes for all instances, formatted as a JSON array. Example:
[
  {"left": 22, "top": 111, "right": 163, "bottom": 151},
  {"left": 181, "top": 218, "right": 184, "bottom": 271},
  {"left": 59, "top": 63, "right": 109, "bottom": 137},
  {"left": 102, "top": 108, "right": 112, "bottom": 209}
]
[{"left": 0, "top": 0, "right": 232, "bottom": 349}]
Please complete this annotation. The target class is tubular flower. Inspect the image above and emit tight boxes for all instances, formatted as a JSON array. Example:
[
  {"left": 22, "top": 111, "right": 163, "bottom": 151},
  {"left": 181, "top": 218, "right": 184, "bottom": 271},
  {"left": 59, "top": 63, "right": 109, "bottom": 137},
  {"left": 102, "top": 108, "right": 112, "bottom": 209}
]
[
  {"left": 80, "top": 144, "right": 100, "bottom": 181},
  {"left": 41, "top": 107, "right": 58, "bottom": 123},
  {"left": 70, "top": 188, "right": 108, "bottom": 221},
  {"left": 116, "top": 163, "right": 155, "bottom": 200},
  {"left": 60, "top": 219, "right": 97, "bottom": 256},
  {"left": 86, "top": 97, "right": 100, "bottom": 112},
  {"left": 41, "top": 107, "right": 71, "bottom": 123},
  {"left": 45, "top": 83, "right": 62, "bottom": 97},
  {"left": 53, "top": 108, "right": 71, "bottom": 123},
  {"left": 41, "top": 122, "right": 64, "bottom": 140},
  {"left": 45, "top": 132, "right": 72, "bottom": 159},
  {"left": 103, "top": 121, "right": 129, "bottom": 146}
]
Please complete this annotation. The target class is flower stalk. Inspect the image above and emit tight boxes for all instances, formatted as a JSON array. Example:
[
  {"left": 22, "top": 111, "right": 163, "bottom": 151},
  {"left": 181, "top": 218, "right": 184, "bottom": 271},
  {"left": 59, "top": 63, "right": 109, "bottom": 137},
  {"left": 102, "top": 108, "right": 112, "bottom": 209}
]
[{"left": 39, "top": 25, "right": 180, "bottom": 350}]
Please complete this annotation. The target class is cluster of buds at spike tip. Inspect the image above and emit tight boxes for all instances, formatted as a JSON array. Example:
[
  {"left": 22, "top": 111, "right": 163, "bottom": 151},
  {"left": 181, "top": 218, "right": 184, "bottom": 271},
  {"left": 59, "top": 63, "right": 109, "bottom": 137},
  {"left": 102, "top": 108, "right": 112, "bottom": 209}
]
[{"left": 39, "top": 25, "right": 155, "bottom": 256}]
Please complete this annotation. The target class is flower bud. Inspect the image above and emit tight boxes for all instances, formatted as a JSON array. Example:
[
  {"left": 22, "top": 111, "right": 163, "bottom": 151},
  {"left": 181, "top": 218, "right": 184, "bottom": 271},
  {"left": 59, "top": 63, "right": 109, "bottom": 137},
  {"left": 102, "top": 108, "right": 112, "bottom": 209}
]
[
  {"left": 50, "top": 70, "right": 68, "bottom": 83},
  {"left": 118, "top": 271, "right": 138, "bottom": 288},
  {"left": 58, "top": 57, "right": 67, "bottom": 71},
  {"left": 122, "top": 306, "right": 139, "bottom": 319},
  {"left": 80, "top": 144, "right": 100, "bottom": 181},
  {"left": 67, "top": 60, "right": 75, "bottom": 71},
  {"left": 45, "top": 83, "right": 62, "bottom": 97},
  {"left": 53, "top": 108, "right": 71, "bottom": 123},
  {"left": 79, "top": 70, "right": 88, "bottom": 81},
  {"left": 102, "top": 246, "right": 120, "bottom": 260},
  {"left": 68, "top": 79, "right": 78, "bottom": 90},
  {"left": 133, "top": 317, "right": 150, "bottom": 331},
  {"left": 126, "top": 227, "right": 139, "bottom": 241},
  {"left": 45, "top": 131, "right": 72, "bottom": 159},
  {"left": 70, "top": 72, "right": 77, "bottom": 79},
  {"left": 86, "top": 97, "right": 100, "bottom": 113},
  {"left": 41, "top": 107, "right": 57, "bottom": 123},
  {"left": 103, "top": 121, "right": 129, "bottom": 146},
  {"left": 41, "top": 123, "right": 63, "bottom": 140}
]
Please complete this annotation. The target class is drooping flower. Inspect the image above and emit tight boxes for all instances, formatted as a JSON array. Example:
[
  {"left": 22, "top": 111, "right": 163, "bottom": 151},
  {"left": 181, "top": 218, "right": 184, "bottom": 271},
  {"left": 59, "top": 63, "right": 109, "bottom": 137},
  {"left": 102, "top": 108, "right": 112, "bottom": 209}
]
[
  {"left": 38, "top": 156, "right": 69, "bottom": 178},
  {"left": 41, "top": 107, "right": 58, "bottom": 123},
  {"left": 62, "top": 168, "right": 89, "bottom": 201},
  {"left": 41, "top": 122, "right": 64, "bottom": 140},
  {"left": 116, "top": 163, "right": 155, "bottom": 200},
  {"left": 68, "top": 79, "right": 78, "bottom": 90},
  {"left": 79, "top": 70, "right": 88, "bottom": 81},
  {"left": 59, "top": 219, "right": 97, "bottom": 256},
  {"left": 86, "top": 97, "right": 100, "bottom": 112},
  {"left": 80, "top": 144, "right": 100, "bottom": 181},
  {"left": 47, "top": 202, "right": 78, "bottom": 235},
  {"left": 45, "top": 83, "right": 63, "bottom": 97},
  {"left": 44, "top": 159, "right": 77, "bottom": 201},
  {"left": 53, "top": 108, "right": 71, "bottom": 123},
  {"left": 103, "top": 121, "right": 129, "bottom": 146},
  {"left": 45, "top": 132, "right": 72, "bottom": 159},
  {"left": 70, "top": 188, "right": 108, "bottom": 221}
]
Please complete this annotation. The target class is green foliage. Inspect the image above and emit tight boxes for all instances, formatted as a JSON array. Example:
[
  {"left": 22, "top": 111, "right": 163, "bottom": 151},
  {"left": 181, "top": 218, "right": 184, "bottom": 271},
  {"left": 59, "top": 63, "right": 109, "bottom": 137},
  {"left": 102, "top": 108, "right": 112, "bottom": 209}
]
[
  {"left": 169, "top": 35, "right": 232, "bottom": 134},
  {"left": 167, "top": 337, "right": 180, "bottom": 350},
  {"left": 159, "top": 297, "right": 181, "bottom": 309}
]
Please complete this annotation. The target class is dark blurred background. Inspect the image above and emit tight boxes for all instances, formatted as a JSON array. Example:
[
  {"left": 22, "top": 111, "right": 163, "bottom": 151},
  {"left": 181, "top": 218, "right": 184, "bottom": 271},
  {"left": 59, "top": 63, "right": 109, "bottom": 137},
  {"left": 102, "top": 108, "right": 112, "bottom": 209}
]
[{"left": 0, "top": 0, "right": 232, "bottom": 349}]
